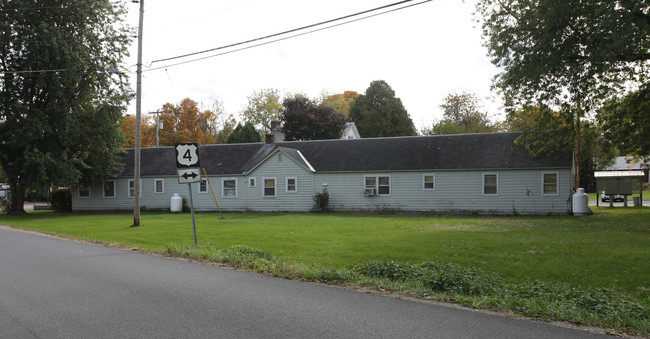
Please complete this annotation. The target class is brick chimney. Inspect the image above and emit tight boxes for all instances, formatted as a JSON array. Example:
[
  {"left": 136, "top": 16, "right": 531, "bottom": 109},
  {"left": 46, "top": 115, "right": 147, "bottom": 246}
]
[{"left": 265, "top": 133, "right": 275, "bottom": 144}]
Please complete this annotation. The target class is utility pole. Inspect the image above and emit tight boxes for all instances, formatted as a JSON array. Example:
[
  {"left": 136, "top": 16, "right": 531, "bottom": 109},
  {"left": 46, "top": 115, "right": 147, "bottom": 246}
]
[
  {"left": 148, "top": 110, "right": 166, "bottom": 147},
  {"left": 132, "top": 0, "right": 144, "bottom": 227}
]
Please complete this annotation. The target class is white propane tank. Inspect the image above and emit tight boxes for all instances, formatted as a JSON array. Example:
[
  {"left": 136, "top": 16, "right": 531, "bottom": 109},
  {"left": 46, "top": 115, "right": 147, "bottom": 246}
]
[
  {"left": 170, "top": 193, "right": 182, "bottom": 212},
  {"left": 572, "top": 188, "right": 590, "bottom": 215}
]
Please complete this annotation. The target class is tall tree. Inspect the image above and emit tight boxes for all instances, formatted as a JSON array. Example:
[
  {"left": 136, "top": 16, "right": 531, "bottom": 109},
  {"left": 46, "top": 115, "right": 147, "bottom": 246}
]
[
  {"left": 506, "top": 105, "right": 615, "bottom": 192},
  {"left": 322, "top": 91, "right": 359, "bottom": 117},
  {"left": 0, "top": 0, "right": 131, "bottom": 215},
  {"left": 241, "top": 88, "right": 282, "bottom": 133},
  {"left": 348, "top": 80, "right": 416, "bottom": 138},
  {"left": 598, "top": 83, "right": 650, "bottom": 158},
  {"left": 159, "top": 98, "right": 219, "bottom": 146},
  {"left": 476, "top": 0, "right": 650, "bottom": 109},
  {"left": 279, "top": 96, "right": 347, "bottom": 141},
  {"left": 476, "top": 0, "right": 650, "bottom": 187},
  {"left": 120, "top": 115, "right": 157, "bottom": 148},
  {"left": 225, "top": 122, "right": 261, "bottom": 144},
  {"left": 423, "top": 91, "right": 494, "bottom": 135}
]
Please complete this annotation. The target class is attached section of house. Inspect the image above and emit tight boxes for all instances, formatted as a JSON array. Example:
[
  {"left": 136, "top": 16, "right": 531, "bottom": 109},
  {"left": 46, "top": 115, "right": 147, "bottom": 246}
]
[{"left": 72, "top": 132, "right": 573, "bottom": 214}]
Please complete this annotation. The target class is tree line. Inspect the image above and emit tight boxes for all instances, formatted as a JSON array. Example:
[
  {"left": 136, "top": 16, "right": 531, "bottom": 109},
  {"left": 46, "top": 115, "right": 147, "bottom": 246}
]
[{"left": 1, "top": 0, "right": 648, "bottom": 215}]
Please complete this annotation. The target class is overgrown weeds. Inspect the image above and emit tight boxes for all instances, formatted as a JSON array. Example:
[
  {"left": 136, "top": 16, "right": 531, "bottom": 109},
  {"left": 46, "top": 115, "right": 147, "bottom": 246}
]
[{"left": 164, "top": 244, "right": 649, "bottom": 336}]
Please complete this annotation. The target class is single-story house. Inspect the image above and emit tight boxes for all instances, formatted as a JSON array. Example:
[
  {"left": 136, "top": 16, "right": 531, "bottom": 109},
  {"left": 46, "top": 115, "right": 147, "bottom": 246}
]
[{"left": 72, "top": 132, "right": 573, "bottom": 214}]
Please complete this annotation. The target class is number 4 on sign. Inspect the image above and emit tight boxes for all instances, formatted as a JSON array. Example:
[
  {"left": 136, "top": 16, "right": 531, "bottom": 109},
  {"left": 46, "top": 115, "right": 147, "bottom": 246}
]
[{"left": 175, "top": 143, "right": 200, "bottom": 168}]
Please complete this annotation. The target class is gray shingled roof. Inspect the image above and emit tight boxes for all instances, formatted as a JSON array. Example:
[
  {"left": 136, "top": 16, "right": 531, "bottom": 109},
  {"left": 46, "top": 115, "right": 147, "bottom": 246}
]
[{"left": 118, "top": 132, "right": 571, "bottom": 177}]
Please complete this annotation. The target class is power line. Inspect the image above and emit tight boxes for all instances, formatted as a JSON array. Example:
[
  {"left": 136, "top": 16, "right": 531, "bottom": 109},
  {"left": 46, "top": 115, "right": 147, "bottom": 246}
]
[{"left": 145, "top": 0, "right": 431, "bottom": 70}]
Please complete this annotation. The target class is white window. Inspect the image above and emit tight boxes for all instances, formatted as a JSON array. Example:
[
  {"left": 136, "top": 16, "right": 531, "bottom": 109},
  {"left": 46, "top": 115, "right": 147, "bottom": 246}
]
[
  {"left": 542, "top": 172, "right": 559, "bottom": 196},
  {"left": 364, "top": 175, "right": 390, "bottom": 196},
  {"left": 286, "top": 177, "right": 297, "bottom": 193},
  {"left": 103, "top": 180, "right": 115, "bottom": 198},
  {"left": 222, "top": 178, "right": 237, "bottom": 198},
  {"left": 263, "top": 177, "right": 276, "bottom": 197},
  {"left": 249, "top": 177, "right": 256, "bottom": 187},
  {"left": 127, "top": 180, "right": 141, "bottom": 198},
  {"left": 423, "top": 174, "right": 435, "bottom": 190},
  {"left": 78, "top": 184, "right": 91, "bottom": 198},
  {"left": 483, "top": 173, "right": 498, "bottom": 196},
  {"left": 154, "top": 179, "right": 164, "bottom": 194},
  {"left": 199, "top": 178, "right": 208, "bottom": 193}
]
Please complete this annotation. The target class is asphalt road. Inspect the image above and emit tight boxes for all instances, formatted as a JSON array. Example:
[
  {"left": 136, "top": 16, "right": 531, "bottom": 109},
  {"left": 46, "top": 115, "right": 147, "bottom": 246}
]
[{"left": 0, "top": 226, "right": 608, "bottom": 339}]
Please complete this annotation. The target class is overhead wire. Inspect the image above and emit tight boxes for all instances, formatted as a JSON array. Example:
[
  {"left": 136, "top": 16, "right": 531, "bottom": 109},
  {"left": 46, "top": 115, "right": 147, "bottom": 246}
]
[
  {"left": 1, "top": 0, "right": 432, "bottom": 77},
  {"left": 144, "top": 0, "right": 432, "bottom": 72},
  {"left": 147, "top": 0, "right": 417, "bottom": 67}
]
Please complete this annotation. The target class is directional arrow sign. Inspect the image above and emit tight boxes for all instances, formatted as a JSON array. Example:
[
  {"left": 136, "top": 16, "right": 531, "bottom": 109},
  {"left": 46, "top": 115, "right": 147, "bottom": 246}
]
[
  {"left": 178, "top": 168, "right": 201, "bottom": 184},
  {"left": 175, "top": 143, "right": 200, "bottom": 168}
]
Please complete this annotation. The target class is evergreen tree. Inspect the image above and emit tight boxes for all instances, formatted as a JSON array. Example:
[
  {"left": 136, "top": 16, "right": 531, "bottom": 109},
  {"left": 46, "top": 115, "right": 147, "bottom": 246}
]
[
  {"left": 226, "top": 122, "right": 261, "bottom": 144},
  {"left": 348, "top": 80, "right": 416, "bottom": 138}
]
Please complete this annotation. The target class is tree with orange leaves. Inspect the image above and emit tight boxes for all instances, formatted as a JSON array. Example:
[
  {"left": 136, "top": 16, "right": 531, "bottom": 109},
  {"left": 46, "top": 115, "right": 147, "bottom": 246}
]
[
  {"left": 159, "top": 98, "right": 219, "bottom": 146},
  {"left": 120, "top": 115, "right": 156, "bottom": 148},
  {"left": 322, "top": 91, "right": 359, "bottom": 117}
]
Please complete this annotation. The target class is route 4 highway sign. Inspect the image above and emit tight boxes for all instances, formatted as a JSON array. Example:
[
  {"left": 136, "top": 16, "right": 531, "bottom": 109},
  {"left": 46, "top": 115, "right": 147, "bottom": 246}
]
[
  {"left": 178, "top": 168, "right": 201, "bottom": 184},
  {"left": 175, "top": 143, "right": 200, "bottom": 168}
]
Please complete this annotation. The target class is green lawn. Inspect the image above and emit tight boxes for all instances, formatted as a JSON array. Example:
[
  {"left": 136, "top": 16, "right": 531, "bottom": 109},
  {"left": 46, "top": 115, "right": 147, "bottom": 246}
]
[
  {"left": 2, "top": 207, "right": 649, "bottom": 334},
  {"left": 1, "top": 207, "right": 648, "bottom": 295}
]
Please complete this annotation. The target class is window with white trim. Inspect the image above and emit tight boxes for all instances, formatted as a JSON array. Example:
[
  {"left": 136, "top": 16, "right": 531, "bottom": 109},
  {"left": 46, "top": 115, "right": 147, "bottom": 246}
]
[
  {"left": 154, "top": 179, "right": 164, "bottom": 194},
  {"left": 542, "top": 172, "right": 559, "bottom": 196},
  {"left": 78, "top": 184, "right": 91, "bottom": 198},
  {"left": 199, "top": 178, "right": 208, "bottom": 193},
  {"left": 286, "top": 177, "right": 297, "bottom": 193},
  {"left": 263, "top": 178, "right": 276, "bottom": 197},
  {"left": 249, "top": 177, "right": 256, "bottom": 187},
  {"left": 222, "top": 178, "right": 237, "bottom": 198},
  {"left": 103, "top": 180, "right": 115, "bottom": 198},
  {"left": 128, "top": 179, "right": 141, "bottom": 198},
  {"left": 423, "top": 174, "right": 435, "bottom": 190},
  {"left": 483, "top": 173, "right": 498, "bottom": 196},
  {"left": 364, "top": 175, "right": 390, "bottom": 196}
]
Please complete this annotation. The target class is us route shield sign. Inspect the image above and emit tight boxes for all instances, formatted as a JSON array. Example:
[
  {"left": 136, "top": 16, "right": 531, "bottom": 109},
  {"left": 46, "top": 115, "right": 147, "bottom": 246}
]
[{"left": 174, "top": 143, "right": 200, "bottom": 168}]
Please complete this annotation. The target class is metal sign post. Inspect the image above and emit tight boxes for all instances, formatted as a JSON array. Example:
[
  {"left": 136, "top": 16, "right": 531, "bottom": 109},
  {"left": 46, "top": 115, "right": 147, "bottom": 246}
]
[
  {"left": 175, "top": 143, "right": 201, "bottom": 245},
  {"left": 187, "top": 183, "right": 198, "bottom": 245}
]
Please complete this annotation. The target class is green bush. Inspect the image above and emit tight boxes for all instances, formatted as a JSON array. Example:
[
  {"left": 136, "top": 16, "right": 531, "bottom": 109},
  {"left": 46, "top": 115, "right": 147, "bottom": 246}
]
[
  {"left": 313, "top": 190, "right": 329, "bottom": 212},
  {"left": 49, "top": 188, "right": 72, "bottom": 212}
]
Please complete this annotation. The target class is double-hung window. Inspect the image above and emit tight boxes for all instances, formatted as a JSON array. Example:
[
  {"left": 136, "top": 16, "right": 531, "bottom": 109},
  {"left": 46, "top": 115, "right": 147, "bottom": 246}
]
[
  {"left": 542, "top": 172, "right": 559, "bottom": 196},
  {"left": 103, "top": 180, "right": 115, "bottom": 198},
  {"left": 78, "top": 184, "right": 91, "bottom": 198},
  {"left": 423, "top": 174, "right": 435, "bottom": 190},
  {"left": 199, "top": 178, "right": 208, "bottom": 193},
  {"left": 222, "top": 178, "right": 237, "bottom": 198},
  {"left": 263, "top": 178, "right": 276, "bottom": 197},
  {"left": 154, "top": 179, "right": 164, "bottom": 194},
  {"left": 483, "top": 173, "right": 498, "bottom": 196},
  {"left": 286, "top": 177, "right": 297, "bottom": 193},
  {"left": 364, "top": 175, "right": 390, "bottom": 196}
]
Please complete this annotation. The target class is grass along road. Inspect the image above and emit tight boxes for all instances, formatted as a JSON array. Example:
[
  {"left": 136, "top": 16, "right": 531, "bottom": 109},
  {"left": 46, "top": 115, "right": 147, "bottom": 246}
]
[{"left": 1, "top": 207, "right": 648, "bottom": 335}]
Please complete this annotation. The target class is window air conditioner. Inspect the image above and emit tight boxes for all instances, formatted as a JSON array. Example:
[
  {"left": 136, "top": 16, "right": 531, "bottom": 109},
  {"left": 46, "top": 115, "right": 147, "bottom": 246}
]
[{"left": 364, "top": 188, "right": 376, "bottom": 196}]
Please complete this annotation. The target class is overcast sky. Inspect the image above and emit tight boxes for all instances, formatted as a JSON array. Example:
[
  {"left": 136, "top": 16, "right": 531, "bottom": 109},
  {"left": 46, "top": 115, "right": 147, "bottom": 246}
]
[{"left": 124, "top": 0, "right": 503, "bottom": 131}]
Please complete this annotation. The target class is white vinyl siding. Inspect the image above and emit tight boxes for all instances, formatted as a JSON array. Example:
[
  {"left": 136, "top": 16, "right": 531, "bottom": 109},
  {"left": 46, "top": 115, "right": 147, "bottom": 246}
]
[
  {"left": 103, "top": 180, "right": 115, "bottom": 198},
  {"left": 542, "top": 172, "right": 559, "bottom": 196}
]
